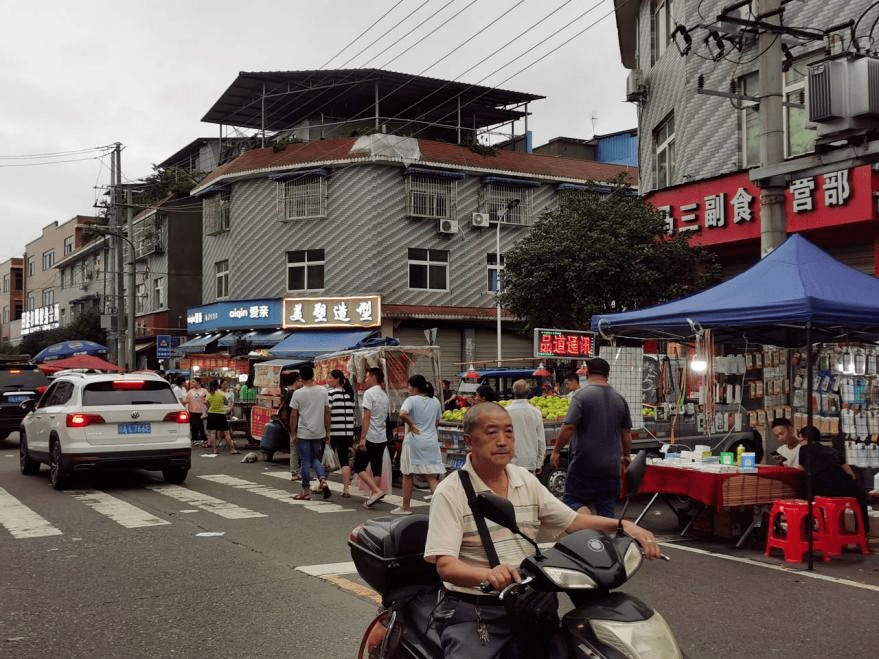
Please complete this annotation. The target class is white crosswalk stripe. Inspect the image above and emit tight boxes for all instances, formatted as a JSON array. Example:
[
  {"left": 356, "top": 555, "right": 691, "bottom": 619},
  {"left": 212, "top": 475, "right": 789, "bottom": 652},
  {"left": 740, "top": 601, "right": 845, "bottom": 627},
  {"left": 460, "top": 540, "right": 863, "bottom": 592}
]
[
  {"left": 0, "top": 487, "right": 63, "bottom": 539},
  {"left": 146, "top": 483, "right": 267, "bottom": 519},
  {"left": 263, "top": 469, "right": 428, "bottom": 509},
  {"left": 198, "top": 474, "right": 351, "bottom": 513},
  {"left": 68, "top": 490, "right": 170, "bottom": 528}
]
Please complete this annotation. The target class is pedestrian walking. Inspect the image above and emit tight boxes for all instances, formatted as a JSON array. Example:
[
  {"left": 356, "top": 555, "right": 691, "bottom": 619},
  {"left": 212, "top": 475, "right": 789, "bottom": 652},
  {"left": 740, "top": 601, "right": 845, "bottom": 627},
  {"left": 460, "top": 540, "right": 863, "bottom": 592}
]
[
  {"left": 355, "top": 367, "right": 390, "bottom": 508},
  {"left": 506, "top": 379, "right": 546, "bottom": 474},
  {"left": 185, "top": 377, "right": 209, "bottom": 446},
  {"left": 288, "top": 365, "right": 331, "bottom": 500},
  {"left": 206, "top": 380, "right": 238, "bottom": 454},
  {"left": 171, "top": 376, "right": 187, "bottom": 406},
  {"left": 392, "top": 374, "right": 444, "bottom": 514},
  {"left": 327, "top": 369, "right": 355, "bottom": 497},
  {"left": 550, "top": 357, "right": 632, "bottom": 518}
]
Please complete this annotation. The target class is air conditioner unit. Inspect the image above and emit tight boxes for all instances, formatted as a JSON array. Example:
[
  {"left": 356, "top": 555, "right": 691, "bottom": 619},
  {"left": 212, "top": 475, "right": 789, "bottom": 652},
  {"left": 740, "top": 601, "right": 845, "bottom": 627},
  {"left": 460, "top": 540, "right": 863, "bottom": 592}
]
[
  {"left": 626, "top": 69, "right": 645, "bottom": 102},
  {"left": 438, "top": 219, "right": 459, "bottom": 235},
  {"left": 808, "top": 57, "right": 879, "bottom": 141},
  {"left": 471, "top": 212, "right": 491, "bottom": 228}
]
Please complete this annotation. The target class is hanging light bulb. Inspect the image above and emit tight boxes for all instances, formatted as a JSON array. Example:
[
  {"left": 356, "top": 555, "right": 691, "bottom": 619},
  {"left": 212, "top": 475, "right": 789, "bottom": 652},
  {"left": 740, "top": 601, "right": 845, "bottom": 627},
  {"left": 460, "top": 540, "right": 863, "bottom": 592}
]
[
  {"left": 690, "top": 330, "right": 707, "bottom": 373},
  {"left": 532, "top": 362, "right": 551, "bottom": 377}
]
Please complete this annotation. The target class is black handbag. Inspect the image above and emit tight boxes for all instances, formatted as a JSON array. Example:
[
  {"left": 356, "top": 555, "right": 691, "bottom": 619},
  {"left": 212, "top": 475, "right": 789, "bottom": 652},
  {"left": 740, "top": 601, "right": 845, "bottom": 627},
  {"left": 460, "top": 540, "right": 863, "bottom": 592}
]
[{"left": 457, "top": 470, "right": 558, "bottom": 647}]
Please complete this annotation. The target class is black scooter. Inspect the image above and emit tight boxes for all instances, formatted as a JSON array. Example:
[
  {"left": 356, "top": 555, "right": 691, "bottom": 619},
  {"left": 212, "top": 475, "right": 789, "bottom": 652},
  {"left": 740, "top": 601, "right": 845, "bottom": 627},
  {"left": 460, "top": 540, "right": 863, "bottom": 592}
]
[{"left": 349, "top": 452, "right": 683, "bottom": 658}]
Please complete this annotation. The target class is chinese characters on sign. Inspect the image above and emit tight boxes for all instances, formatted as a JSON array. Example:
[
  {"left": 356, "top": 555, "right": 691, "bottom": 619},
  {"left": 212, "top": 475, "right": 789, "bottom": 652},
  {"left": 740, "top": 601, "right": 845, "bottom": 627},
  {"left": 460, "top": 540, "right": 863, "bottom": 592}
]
[
  {"left": 659, "top": 169, "right": 852, "bottom": 236},
  {"left": 533, "top": 328, "right": 595, "bottom": 359},
  {"left": 21, "top": 304, "right": 60, "bottom": 336},
  {"left": 282, "top": 296, "right": 381, "bottom": 329}
]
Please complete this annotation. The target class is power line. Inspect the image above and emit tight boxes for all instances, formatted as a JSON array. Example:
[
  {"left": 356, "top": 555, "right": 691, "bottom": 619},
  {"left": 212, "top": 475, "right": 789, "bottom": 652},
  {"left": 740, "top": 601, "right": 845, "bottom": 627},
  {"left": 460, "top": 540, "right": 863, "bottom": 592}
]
[
  {"left": 0, "top": 155, "right": 108, "bottom": 168},
  {"left": 0, "top": 145, "right": 114, "bottom": 160},
  {"left": 319, "top": 0, "right": 408, "bottom": 69}
]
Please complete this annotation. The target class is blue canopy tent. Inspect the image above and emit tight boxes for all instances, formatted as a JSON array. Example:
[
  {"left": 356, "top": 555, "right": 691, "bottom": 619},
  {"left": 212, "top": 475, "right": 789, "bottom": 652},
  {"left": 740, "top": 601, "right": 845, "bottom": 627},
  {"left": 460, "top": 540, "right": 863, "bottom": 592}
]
[
  {"left": 268, "top": 329, "right": 376, "bottom": 360},
  {"left": 592, "top": 234, "right": 879, "bottom": 570}
]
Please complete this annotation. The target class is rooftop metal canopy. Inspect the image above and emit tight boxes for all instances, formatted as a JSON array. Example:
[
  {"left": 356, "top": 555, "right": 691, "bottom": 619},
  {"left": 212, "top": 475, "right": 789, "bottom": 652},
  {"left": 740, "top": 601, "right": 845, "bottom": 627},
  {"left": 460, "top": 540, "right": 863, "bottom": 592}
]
[{"left": 201, "top": 69, "right": 543, "bottom": 133}]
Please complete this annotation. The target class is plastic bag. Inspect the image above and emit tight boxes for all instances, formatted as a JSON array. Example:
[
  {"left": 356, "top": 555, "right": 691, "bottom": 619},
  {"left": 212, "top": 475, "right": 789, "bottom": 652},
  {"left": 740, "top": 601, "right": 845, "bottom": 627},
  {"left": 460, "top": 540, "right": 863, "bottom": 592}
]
[
  {"left": 322, "top": 442, "right": 341, "bottom": 472},
  {"left": 353, "top": 446, "right": 393, "bottom": 495}
]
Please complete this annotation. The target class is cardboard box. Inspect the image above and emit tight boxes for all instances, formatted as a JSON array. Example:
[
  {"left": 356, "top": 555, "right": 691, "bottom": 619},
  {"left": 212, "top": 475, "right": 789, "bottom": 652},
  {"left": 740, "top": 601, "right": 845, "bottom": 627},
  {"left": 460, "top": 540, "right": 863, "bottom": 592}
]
[
  {"left": 740, "top": 452, "right": 757, "bottom": 472},
  {"left": 720, "top": 452, "right": 735, "bottom": 466}
]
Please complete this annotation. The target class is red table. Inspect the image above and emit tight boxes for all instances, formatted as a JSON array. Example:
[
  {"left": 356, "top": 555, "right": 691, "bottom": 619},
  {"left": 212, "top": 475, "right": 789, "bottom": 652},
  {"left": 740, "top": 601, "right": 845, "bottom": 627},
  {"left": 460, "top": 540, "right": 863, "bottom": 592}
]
[{"left": 636, "top": 463, "right": 803, "bottom": 545}]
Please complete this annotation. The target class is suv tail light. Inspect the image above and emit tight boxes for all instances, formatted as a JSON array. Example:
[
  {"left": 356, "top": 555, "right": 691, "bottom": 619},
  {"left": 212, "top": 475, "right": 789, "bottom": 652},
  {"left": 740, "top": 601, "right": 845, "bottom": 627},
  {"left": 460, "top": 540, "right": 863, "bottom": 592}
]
[
  {"left": 35, "top": 386, "right": 48, "bottom": 394},
  {"left": 67, "top": 413, "right": 106, "bottom": 428},
  {"left": 163, "top": 410, "right": 190, "bottom": 424},
  {"left": 112, "top": 380, "right": 145, "bottom": 390}
]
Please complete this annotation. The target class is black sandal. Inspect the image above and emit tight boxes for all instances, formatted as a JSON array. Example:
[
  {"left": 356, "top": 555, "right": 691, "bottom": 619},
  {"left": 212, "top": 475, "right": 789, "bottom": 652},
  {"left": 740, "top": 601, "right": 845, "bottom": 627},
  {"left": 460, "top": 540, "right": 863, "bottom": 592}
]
[
  {"left": 320, "top": 481, "right": 332, "bottom": 499},
  {"left": 293, "top": 490, "right": 311, "bottom": 500}
]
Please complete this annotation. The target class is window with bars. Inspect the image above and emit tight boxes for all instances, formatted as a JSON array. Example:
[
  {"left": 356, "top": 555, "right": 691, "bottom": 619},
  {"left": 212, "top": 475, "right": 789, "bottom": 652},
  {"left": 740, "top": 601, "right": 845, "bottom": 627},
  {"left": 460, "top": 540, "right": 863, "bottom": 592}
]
[
  {"left": 131, "top": 214, "right": 162, "bottom": 259},
  {"left": 278, "top": 175, "right": 327, "bottom": 220},
  {"left": 486, "top": 252, "right": 505, "bottom": 293},
  {"left": 215, "top": 260, "right": 229, "bottom": 299},
  {"left": 204, "top": 190, "right": 231, "bottom": 235},
  {"left": 408, "top": 248, "right": 449, "bottom": 291},
  {"left": 484, "top": 184, "right": 532, "bottom": 226},
  {"left": 154, "top": 276, "right": 165, "bottom": 309},
  {"left": 406, "top": 175, "right": 455, "bottom": 218},
  {"left": 136, "top": 283, "right": 146, "bottom": 313},
  {"left": 286, "top": 249, "right": 325, "bottom": 291}
]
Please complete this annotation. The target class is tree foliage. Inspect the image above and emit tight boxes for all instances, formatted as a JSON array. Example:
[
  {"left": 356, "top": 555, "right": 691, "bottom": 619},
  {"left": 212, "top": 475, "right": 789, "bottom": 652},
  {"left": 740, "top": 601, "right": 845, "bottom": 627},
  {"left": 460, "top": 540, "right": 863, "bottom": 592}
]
[{"left": 498, "top": 176, "right": 721, "bottom": 332}]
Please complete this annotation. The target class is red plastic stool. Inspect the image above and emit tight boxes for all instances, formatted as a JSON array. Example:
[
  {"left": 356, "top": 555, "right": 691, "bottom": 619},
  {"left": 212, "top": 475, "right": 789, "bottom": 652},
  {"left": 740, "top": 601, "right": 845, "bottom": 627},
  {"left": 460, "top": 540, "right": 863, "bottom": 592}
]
[
  {"left": 813, "top": 496, "right": 870, "bottom": 558},
  {"left": 765, "top": 499, "right": 825, "bottom": 563}
]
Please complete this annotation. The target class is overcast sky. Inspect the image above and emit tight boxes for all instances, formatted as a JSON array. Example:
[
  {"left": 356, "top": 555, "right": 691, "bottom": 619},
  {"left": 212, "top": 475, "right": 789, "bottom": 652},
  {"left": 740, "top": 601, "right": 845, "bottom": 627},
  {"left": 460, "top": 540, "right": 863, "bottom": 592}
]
[{"left": 0, "top": 0, "right": 635, "bottom": 261}]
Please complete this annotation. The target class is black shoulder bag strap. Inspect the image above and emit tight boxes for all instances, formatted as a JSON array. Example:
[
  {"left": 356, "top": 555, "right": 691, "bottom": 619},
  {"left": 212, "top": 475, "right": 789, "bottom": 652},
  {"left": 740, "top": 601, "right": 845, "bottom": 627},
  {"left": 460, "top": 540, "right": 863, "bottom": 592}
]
[{"left": 458, "top": 470, "right": 500, "bottom": 568}]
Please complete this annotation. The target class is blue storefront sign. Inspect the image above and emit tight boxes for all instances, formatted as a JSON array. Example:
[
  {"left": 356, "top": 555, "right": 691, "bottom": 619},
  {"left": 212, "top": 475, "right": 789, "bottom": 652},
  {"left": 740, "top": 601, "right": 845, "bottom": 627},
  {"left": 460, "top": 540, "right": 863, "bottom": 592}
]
[{"left": 186, "top": 299, "right": 283, "bottom": 332}]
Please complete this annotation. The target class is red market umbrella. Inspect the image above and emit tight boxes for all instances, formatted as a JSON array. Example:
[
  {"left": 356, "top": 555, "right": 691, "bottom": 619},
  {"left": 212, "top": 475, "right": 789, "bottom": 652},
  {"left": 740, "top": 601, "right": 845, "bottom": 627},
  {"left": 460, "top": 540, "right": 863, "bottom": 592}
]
[{"left": 37, "top": 354, "right": 124, "bottom": 374}]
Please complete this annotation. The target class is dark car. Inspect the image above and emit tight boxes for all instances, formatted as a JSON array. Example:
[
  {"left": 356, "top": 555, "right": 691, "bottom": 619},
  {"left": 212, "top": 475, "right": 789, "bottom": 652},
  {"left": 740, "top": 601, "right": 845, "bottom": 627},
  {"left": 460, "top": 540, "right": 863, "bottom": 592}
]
[{"left": 0, "top": 364, "right": 49, "bottom": 440}]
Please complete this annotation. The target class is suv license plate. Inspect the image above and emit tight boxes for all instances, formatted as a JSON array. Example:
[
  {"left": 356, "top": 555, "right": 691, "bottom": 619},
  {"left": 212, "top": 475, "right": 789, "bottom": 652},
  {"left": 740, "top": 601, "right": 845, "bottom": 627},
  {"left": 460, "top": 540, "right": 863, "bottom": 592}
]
[
  {"left": 118, "top": 422, "right": 151, "bottom": 434},
  {"left": 5, "top": 394, "right": 30, "bottom": 404}
]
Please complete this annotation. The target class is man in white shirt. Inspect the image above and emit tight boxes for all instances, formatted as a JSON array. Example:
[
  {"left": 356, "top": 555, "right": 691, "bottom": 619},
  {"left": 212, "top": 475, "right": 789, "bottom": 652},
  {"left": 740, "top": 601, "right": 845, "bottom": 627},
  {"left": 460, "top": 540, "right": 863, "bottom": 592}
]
[
  {"left": 564, "top": 372, "right": 581, "bottom": 400},
  {"left": 506, "top": 379, "right": 545, "bottom": 473},
  {"left": 289, "top": 365, "right": 331, "bottom": 500},
  {"left": 771, "top": 417, "right": 803, "bottom": 468},
  {"left": 355, "top": 367, "right": 390, "bottom": 508}
]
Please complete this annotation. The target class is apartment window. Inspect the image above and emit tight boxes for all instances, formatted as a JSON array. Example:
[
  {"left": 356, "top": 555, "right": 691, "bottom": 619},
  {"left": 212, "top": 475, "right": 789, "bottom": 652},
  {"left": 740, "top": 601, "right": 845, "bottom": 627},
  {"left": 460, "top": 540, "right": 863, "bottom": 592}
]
[
  {"left": 286, "top": 249, "right": 325, "bottom": 291},
  {"left": 2, "top": 274, "right": 7, "bottom": 293},
  {"left": 27, "top": 257, "right": 35, "bottom": 277},
  {"left": 654, "top": 114, "right": 675, "bottom": 188},
  {"left": 136, "top": 283, "right": 146, "bottom": 314},
  {"left": 132, "top": 214, "right": 162, "bottom": 258},
  {"left": 154, "top": 277, "right": 165, "bottom": 309},
  {"left": 278, "top": 175, "right": 327, "bottom": 220},
  {"left": 406, "top": 175, "right": 456, "bottom": 218},
  {"left": 485, "top": 184, "right": 533, "bottom": 226},
  {"left": 204, "top": 190, "right": 231, "bottom": 235},
  {"left": 408, "top": 248, "right": 448, "bottom": 291},
  {"left": 652, "top": 0, "right": 674, "bottom": 63},
  {"left": 42, "top": 288, "right": 54, "bottom": 306},
  {"left": 14, "top": 271, "right": 22, "bottom": 290},
  {"left": 59, "top": 268, "right": 66, "bottom": 290},
  {"left": 42, "top": 250, "right": 54, "bottom": 270},
  {"left": 215, "top": 260, "right": 229, "bottom": 299},
  {"left": 2, "top": 307, "right": 7, "bottom": 324},
  {"left": 487, "top": 253, "right": 505, "bottom": 293},
  {"left": 63, "top": 236, "right": 74, "bottom": 255},
  {"left": 785, "top": 64, "right": 815, "bottom": 158},
  {"left": 740, "top": 72, "right": 760, "bottom": 167},
  {"left": 27, "top": 294, "right": 35, "bottom": 311}
]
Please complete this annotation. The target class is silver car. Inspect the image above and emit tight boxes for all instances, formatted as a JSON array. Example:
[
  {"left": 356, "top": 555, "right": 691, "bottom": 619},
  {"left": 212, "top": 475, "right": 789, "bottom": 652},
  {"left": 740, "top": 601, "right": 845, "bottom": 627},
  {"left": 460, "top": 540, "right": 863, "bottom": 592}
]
[{"left": 19, "top": 372, "right": 191, "bottom": 489}]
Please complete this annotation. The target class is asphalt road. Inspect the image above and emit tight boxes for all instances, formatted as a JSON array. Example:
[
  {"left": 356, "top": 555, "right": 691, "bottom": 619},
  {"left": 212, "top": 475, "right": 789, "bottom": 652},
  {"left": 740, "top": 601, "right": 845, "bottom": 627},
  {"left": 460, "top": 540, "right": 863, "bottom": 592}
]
[{"left": 1, "top": 432, "right": 877, "bottom": 659}]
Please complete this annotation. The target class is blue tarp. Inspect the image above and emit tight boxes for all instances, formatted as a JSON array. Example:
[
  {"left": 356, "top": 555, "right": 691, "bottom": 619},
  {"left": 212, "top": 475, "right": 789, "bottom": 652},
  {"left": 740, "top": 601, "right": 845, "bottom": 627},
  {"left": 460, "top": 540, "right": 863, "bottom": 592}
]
[
  {"left": 591, "top": 234, "right": 879, "bottom": 346},
  {"left": 268, "top": 329, "right": 376, "bottom": 359}
]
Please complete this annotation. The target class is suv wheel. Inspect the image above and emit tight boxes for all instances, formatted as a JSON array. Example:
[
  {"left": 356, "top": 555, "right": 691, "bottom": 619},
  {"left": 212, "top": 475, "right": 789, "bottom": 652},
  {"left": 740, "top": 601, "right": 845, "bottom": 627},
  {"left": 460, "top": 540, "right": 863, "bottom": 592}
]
[
  {"left": 162, "top": 467, "right": 189, "bottom": 484},
  {"left": 19, "top": 432, "right": 40, "bottom": 475},
  {"left": 540, "top": 462, "right": 567, "bottom": 499},
  {"left": 49, "top": 440, "right": 69, "bottom": 490}
]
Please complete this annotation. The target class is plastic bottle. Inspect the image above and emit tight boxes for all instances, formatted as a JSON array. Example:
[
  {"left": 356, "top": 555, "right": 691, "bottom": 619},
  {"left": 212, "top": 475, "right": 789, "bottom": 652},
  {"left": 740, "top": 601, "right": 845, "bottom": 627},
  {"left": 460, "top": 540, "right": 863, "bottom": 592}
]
[{"left": 736, "top": 445, "right": 744, "bottom": 467}]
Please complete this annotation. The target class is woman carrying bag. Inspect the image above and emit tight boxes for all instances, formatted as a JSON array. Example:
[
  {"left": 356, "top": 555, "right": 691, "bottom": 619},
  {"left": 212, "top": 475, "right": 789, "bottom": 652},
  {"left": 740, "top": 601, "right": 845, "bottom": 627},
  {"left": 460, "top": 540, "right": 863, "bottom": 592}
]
[
  {"left": 392, "top": 374, "right": 444, "bottom": 515},
  {"left": 327, "top": 369, "right": 356, "bottom": 497}
]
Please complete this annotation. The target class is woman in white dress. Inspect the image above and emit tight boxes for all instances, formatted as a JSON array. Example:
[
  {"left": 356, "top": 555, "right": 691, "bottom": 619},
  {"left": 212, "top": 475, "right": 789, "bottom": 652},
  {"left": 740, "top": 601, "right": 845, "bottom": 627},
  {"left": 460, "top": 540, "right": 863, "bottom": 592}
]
[{"left": 391, "top": 374, "right": 444, "bottom": 514}]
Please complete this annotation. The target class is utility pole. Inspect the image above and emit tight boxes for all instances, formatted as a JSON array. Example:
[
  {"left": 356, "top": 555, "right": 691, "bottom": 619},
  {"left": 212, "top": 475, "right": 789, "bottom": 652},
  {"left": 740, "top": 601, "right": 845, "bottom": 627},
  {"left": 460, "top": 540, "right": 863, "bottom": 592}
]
[
  {"left": 757, "top": 0, "right": 787, "bottom": 256},
  {"left": 112, "top": 143, "right": 126, "bottom": 368},
  {"left": 126, "top": 188, "right": 136, "bottom": 371}
]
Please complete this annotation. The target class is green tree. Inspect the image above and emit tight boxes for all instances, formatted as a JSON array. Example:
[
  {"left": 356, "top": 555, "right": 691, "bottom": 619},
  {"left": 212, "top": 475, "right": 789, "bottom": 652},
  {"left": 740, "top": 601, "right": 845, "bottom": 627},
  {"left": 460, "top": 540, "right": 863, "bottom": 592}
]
[{"left": 498, "top": 176, "right": 721, "bottom": 332}]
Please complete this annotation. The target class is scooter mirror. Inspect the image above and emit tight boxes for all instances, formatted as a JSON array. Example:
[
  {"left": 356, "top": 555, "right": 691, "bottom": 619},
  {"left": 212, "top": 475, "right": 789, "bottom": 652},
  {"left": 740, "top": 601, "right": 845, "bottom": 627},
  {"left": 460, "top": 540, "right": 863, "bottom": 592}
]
[
  {"left": 474, "top": 492, "right": 520, "bottom": 534},
  {"left": 625, "top": 449, "right": 648, "bottom": 495}
]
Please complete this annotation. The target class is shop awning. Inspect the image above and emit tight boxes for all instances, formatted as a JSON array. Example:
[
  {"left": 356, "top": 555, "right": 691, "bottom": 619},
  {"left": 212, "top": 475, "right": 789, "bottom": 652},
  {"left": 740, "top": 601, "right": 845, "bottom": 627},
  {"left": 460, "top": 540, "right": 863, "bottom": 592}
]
[
  {"left": 218, "top": 330, "right": 290, "bottom": 349},
  {"left": 174, "top": 332, "right": 225, "bottom": 355},
  {"left": 268, "top": 329, "right": 375, "bottom": 360},
  {"left": 134, "top": 341, "right": 153, "bottom": 353}
]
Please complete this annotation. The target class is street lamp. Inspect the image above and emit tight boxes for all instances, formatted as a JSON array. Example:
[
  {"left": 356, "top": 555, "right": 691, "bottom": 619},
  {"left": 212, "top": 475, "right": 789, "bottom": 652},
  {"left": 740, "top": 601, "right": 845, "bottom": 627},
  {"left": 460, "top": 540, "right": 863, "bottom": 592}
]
[{"left": 496, "top": 198, "right": 520, "bottom": 367}]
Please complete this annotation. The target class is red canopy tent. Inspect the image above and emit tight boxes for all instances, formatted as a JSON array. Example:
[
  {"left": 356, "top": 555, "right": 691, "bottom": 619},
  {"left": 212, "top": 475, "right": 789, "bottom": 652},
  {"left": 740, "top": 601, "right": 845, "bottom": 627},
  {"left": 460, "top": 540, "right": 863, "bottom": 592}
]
[{"left": 37, "top": 354, "right": 123, "bottom": 374}]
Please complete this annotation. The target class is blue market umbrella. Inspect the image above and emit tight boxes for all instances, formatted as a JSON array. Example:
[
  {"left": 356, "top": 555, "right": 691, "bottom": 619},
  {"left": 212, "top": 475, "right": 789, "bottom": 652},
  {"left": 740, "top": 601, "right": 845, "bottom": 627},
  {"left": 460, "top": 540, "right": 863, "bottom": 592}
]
[{"left": 33, "top": 340, "right": 110, "bottom": 364}]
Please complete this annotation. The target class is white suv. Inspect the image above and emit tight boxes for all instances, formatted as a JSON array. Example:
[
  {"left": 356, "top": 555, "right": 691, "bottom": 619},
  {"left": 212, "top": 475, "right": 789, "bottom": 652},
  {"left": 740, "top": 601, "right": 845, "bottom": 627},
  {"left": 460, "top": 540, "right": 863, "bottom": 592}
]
[{"left": 19, "top": 372, "right": 191, "bottom": 489}]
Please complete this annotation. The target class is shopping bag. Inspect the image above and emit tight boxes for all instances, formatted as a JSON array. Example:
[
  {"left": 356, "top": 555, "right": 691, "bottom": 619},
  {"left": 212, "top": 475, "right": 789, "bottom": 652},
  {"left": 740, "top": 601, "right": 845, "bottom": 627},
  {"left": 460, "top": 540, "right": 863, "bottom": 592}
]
[
  {"left": 322, "top": 443, "right": 341, "bottom": 472},
  {"left": 352, "top": 446, "right": 393, "bottom": 495}
]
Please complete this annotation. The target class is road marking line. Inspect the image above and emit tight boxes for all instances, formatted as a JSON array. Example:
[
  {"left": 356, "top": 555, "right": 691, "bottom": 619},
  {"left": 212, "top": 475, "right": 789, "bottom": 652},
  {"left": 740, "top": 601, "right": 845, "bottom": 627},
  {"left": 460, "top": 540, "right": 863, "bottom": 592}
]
[
  {"left": 0, "top": 487, "right": 64, "bottom": 539},
  {"left": 68, "top": 490, "right": 170, "bottom": 528},
  {"left": 297, "top": 561, "right": 357, "bottom": 577},
  {"left": 146, "top": 484, "right": 266, "bottom": 519},
  {"left": 263, "top": 470, "right": 428, "bottom": 508},
  {"left": 198, "top": 474, "right": 350, "bottom": 513},
  {"left": 661, "top": 542, "right": 879, "bottom": 593},
  {"left": 325, "top": 575, "right": 382, "bottom": 605}
]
